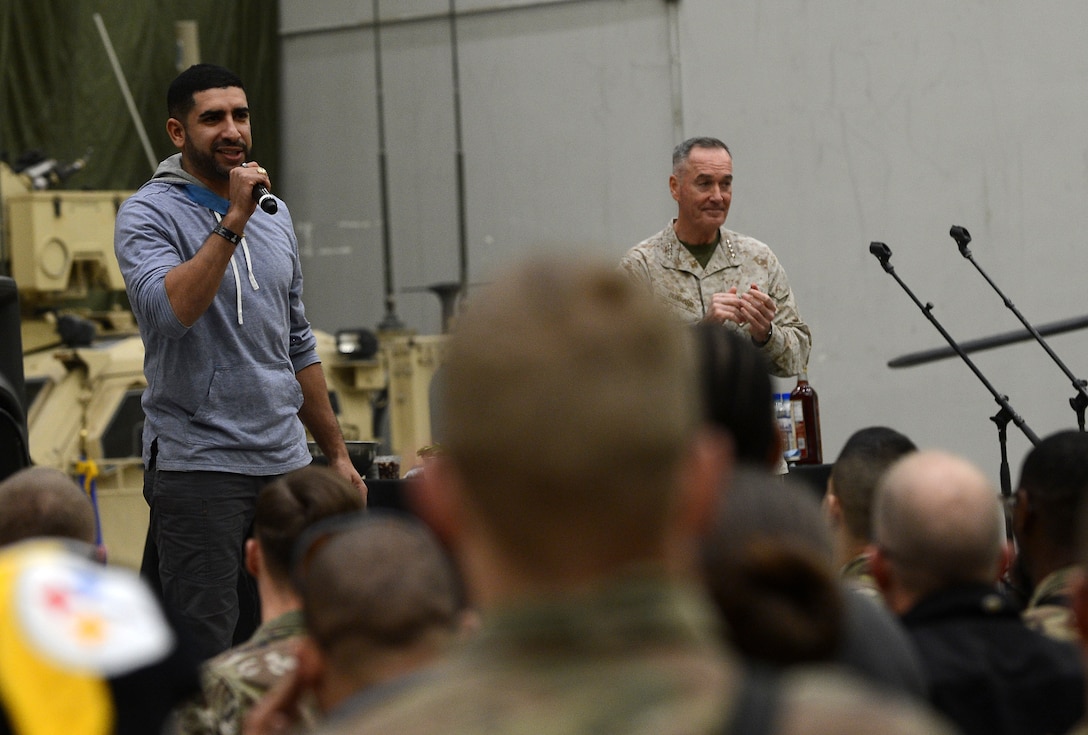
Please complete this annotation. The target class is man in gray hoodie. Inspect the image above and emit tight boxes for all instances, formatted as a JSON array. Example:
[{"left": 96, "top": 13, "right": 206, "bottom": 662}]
[{"left": 114, "top": 64, "right": 365, "bottom": 662}]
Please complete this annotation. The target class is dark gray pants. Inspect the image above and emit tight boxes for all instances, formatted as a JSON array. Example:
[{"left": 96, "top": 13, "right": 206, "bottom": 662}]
[{"left": 143, "top": 468, "right": 272, "bottom": 662}]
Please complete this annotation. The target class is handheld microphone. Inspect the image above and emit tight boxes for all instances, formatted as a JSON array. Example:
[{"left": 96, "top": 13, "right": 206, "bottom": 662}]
[{"left": 254, "top": 185, "right": 278, "bottom": 215}]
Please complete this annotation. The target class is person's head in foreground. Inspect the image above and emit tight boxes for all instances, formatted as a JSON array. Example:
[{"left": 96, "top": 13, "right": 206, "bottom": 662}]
[{"left": 422, "top": 256, "right": 730, "bottom": 602}]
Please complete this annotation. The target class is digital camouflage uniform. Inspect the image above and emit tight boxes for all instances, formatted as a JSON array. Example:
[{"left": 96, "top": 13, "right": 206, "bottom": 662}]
[
  {"left": 175, "top": 609, "right": 317, "bottom": 735},
  {"left": 1022, "top": 565, "right": 1079, "bottom": 643},
  {"left": 621, "top": 222, "right": 811, "bottom": 377}
]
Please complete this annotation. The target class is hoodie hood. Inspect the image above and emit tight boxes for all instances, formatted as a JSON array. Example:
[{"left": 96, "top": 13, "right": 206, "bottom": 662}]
[
  {"left": 148, "top": 154, "right": 231, "bottom": 215},
  {"left": 148, "top": 153, "right": 203, "bottom": 187}
]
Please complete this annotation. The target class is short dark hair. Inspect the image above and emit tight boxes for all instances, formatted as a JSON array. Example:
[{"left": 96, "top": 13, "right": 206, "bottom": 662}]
[
  {"left": 673, "top": 136, "right": 731, "bottom": 172},
  {"left": 302, "top": 513, "right": 460, "bottom": 651},
  {"left": 829, "top": 426, "right": 917, "bottom": 540},
  {"left": 1017, "top": 430, "right": 1088, "bottom": 547},
  {"left": 0, "top": 467, "right": 96, "bottom": 546},
  {"left": 694, "top": 323, "right": 778, "bottom": 468},
  {"left": 254, "top": 465, "right": 365, "bottom": 581},
  {"left": 167, "top": 63, "right": 245, "bottom": 120}
]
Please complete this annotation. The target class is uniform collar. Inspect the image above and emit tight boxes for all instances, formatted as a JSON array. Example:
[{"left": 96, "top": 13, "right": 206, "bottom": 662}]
[{"left": 665, "top": 221, "right": 738, "bottom": 275}]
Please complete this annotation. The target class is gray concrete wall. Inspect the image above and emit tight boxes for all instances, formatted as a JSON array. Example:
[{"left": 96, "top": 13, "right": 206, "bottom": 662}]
[{"left": 279, "top": 0, "right": 1088, "bottom": 489}]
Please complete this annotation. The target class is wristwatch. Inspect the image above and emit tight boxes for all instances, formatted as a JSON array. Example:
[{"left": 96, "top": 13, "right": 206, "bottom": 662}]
[{"left": 753, "top": 323, "right": 773, "bottom": 347}]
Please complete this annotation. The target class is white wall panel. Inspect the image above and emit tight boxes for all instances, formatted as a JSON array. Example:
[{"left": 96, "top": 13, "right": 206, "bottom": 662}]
[
  {"left": 281, "top": 0, "right": 592, "bottom": 35},
  {"left": 282, "top": 0, "right": 671, "bottom": 336},
  {"left": 280, "top": 28, "right": 387, "bottom": 333}
]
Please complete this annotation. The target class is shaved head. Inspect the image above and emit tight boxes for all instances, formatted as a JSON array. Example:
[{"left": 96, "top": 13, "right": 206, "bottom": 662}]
[{"left": 873, "top": 451, "right": 1005, "bottom": 596}]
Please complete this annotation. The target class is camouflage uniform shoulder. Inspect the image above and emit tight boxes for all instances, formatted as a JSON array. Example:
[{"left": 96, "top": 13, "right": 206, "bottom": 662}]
[
  {"left": 175, "top": 611, "right": 309, "bottom": 735},
  {"left": 722, "top": 228, "right": 779, "bottom": 259},
  {"left": 774, "top": 667, "right": 958, "bottom": 735},
  {"left": 1023, "top": 566, "right": 1079, "bottom": 643},
  {"left": 620, "top": 223, "right": 680, "bottom": 277},
  {"left": 840, "top": 555, "right": 882, "bottom": 601}
]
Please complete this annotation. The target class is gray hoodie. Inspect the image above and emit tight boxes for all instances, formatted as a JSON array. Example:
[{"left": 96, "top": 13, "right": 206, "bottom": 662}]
[{"left": 114, "top": 154, "right": 315, "bottom": 475}]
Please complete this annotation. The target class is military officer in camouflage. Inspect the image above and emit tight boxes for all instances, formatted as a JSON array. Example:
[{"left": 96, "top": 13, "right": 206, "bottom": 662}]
[{"left": 622, "top": 136, "right": 811, "bottom": 377}]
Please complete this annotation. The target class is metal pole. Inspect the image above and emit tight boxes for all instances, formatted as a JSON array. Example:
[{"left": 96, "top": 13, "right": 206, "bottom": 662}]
[
  {"left": 92, "top": 13, "right": 157, "bottom": 174},
  {"left": 665, "top": 0, "right": 684, "bottom": 142},
  {"left": 373, "top": 0, "right": 405, "bottom": 332},
  {"left": 449, "top": 0, "right": 469, "bottom": 299}
]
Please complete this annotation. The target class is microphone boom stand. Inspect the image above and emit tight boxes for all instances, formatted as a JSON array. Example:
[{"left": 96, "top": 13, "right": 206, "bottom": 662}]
[
  {"left": 373, "top": 0, "right": 405, "bottom": 332},
  {"left": 448, "top": 0, "right": 469, "bottom": 304},
  {"left": 869, "top": 241, "right": 1040, "bottom": 498},
  {"left": 950, "top": 225, "right": 1088, "bottom": 431}
]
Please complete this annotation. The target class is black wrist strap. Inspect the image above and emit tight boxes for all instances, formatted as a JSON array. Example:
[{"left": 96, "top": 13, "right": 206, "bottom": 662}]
[
  {"left": 212, "top": 223, "right": 242, "bottom": 245},
  {"left": 753, "top": 322, "right": 773, "bottom": 348}
]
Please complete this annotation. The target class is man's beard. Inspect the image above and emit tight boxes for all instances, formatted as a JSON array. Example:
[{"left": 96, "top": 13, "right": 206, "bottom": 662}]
[{"left": 184, "top": 137, "right": 249, "bottom": 183}]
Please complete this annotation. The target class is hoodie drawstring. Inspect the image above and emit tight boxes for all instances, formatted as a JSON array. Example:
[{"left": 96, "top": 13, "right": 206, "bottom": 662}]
[{"left": 213, "top": 211, "right": 260, "bottom": 325}]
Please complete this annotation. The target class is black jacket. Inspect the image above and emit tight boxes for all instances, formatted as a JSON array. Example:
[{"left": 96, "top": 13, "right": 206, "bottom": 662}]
[{"left": 901, "top": 583, "right": 1084, "bottom": 735}]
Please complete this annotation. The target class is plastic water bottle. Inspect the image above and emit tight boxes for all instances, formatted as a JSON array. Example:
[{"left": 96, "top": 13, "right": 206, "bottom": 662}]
[{"left": 776, "top": 393, "right": 799, "bottom": 462}]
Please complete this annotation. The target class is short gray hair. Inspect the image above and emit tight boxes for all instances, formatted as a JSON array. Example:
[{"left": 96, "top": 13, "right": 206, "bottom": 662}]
[{"left": 673, "top": 136, "right": 731, "bottom": 173}]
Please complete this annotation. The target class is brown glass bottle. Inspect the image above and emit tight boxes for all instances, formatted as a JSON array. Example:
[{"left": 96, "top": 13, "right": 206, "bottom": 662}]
[{"left": 789, "top": 371, "right": 822, "bottom": 464}]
